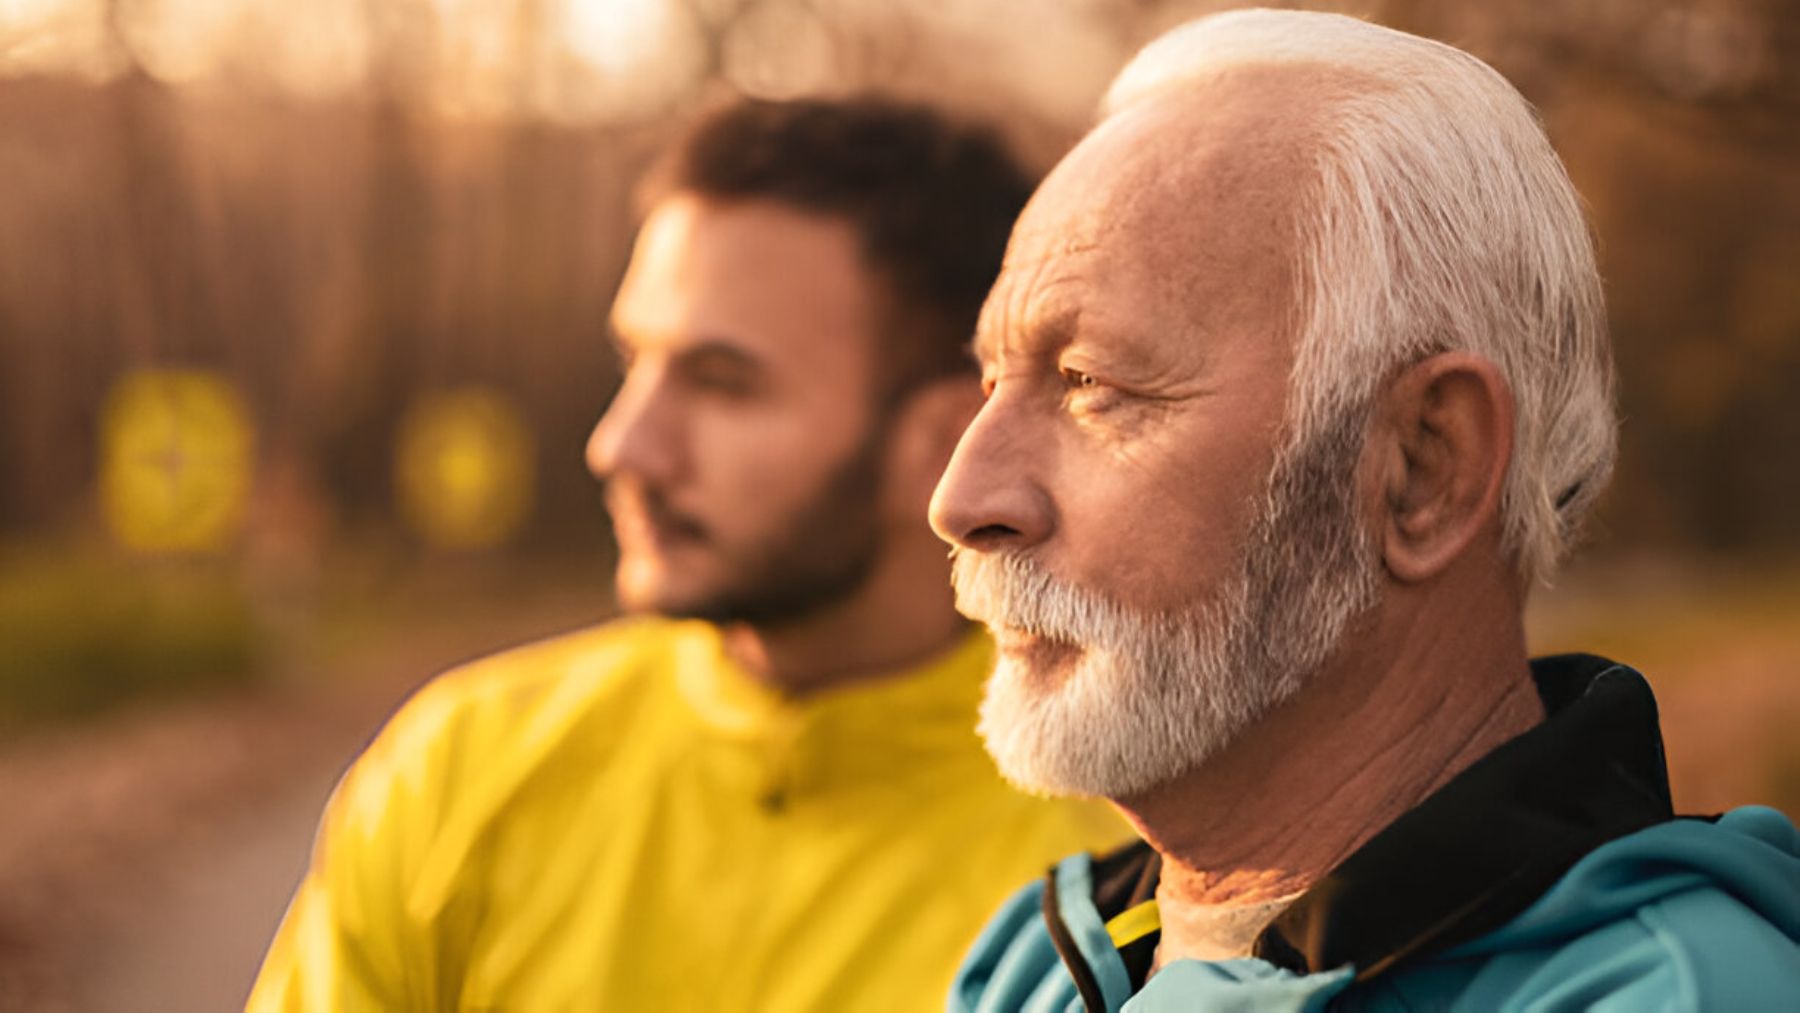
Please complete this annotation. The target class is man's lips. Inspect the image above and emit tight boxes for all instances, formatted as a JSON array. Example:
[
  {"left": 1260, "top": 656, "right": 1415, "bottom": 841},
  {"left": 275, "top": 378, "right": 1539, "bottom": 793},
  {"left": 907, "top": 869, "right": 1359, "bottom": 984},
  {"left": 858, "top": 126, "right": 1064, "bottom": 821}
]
[
  {"left": 992, "top": 626, "right": 1083, "bottom": 677},
  {"left": 608, "top": 490, "right": 707, "bottom": 550}
]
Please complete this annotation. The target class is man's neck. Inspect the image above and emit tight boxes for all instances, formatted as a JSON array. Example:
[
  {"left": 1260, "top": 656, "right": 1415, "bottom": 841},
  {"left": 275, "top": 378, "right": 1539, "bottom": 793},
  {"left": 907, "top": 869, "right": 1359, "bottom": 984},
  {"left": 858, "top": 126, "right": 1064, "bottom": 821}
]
[
  {"left": 722, "top": 536, "right": 970, "bottom": 698},
  {"left": 1125, "top": 572, "right": 1543, "bottom": 966}
]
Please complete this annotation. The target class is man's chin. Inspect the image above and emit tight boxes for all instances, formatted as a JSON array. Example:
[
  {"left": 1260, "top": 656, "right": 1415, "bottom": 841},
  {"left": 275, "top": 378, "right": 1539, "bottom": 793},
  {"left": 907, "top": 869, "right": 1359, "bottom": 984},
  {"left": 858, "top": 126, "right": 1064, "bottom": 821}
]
[
  {"left": 976, "top": 656, "right": 1118, "bottom": 799},
  {"left": 990, "top": 628, "right": 1085, "bottom": 691},
  {"left": 976, "top": 648, "right": 1231, "bottom": 802},
  {"left": 615, "top": 563, "right": 711, "bottom": 619},
  {"left": 615, "top": 570, "right": 756, "bottom": 626}
]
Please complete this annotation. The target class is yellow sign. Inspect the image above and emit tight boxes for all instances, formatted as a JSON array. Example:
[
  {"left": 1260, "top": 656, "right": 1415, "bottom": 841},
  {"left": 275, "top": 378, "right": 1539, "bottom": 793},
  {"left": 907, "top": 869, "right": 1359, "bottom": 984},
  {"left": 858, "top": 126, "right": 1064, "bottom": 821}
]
[
  {"left": 396, "top": 388, "right": 535, "bottom": 549},
  {"left": 99, "top": 369, "right": 255, "bottom": 553}
]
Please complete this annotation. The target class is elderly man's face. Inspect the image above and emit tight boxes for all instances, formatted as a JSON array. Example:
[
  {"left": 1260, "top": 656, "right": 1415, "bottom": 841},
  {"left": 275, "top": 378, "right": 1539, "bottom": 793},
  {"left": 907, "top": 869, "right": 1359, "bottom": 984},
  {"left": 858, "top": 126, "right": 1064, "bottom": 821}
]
[{"left": 931, "top": 70, "right": 1379, "bottom": 798}]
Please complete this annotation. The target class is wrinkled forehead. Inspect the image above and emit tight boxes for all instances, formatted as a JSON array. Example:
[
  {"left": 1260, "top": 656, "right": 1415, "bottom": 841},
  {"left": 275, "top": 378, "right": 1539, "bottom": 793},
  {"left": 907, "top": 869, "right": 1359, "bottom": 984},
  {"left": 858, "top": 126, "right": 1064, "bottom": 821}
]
[{"left": 993, "top": 62, "right": 1366, "bottom": 347}]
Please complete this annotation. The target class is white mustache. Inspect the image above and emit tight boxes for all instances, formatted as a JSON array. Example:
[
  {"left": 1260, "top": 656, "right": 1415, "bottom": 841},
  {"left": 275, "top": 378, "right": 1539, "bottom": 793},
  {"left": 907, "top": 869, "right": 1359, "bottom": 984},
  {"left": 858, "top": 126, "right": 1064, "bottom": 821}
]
[{"left": 950, "top": 549, "right": 1148, "bottom": 651}]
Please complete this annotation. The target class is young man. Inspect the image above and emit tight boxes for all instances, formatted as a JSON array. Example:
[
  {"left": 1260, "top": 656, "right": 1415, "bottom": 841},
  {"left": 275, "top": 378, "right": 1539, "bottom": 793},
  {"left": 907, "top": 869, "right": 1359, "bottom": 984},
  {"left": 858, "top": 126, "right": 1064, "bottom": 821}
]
[
  {"left": 250, "top": 98, "right": 1124, "bottom": 1012},
  {"left": 934, "top": 11, "right": 1800, "bottom": 1010}
]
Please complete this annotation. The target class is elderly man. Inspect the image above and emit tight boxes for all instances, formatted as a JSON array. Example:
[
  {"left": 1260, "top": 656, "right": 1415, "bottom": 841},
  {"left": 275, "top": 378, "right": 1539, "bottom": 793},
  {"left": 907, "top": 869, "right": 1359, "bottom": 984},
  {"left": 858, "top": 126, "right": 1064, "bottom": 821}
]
[
  {"left": 934, "top": 10, "right": 1800, "bottom": 1011},
  {"left": 250, "top": 98, "right": 1123, "bottom": 1011}
]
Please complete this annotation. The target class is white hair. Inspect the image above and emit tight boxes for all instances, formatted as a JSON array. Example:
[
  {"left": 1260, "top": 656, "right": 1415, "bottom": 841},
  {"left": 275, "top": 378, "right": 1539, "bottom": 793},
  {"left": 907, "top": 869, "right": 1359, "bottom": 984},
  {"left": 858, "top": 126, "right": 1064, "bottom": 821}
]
[{"left": 1104, "top": 9, "right": 1615, "bottom": 586}]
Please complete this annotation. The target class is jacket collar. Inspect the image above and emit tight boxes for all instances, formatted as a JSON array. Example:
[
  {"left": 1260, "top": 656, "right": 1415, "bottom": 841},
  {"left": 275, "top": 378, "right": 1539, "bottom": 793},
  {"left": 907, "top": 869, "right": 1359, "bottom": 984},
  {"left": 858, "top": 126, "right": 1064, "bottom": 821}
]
[{"left": 1057, "top": 654, "right": 1677, "bottom": 995}]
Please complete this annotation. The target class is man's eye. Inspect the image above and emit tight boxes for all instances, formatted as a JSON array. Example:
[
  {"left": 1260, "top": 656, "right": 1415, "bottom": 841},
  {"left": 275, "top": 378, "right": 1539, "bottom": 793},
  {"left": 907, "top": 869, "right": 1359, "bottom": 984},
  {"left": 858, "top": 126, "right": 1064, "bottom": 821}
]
[
  {"left": 680, "top": 356, "right": 761, "bottom": 397},
  {"left": 1061, "top": 367, "right": 1100, "bottom": 390},
  {"left": 1060, "top": 367, "right": 1127, "bottom": 418},
  {"left": 689, "top": 369, "right": 756, "bottom": 397}
]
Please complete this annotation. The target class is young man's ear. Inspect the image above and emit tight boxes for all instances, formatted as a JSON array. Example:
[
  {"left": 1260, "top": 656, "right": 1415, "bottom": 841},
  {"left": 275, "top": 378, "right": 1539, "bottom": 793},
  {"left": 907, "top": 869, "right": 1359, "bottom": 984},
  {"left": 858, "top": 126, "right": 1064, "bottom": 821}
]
[
  {"left": 1373, "top": 352, "right": 1514, "bottom": 583},
  {"left": 883, "top": 376, "right": 986, "bottom": 517}
]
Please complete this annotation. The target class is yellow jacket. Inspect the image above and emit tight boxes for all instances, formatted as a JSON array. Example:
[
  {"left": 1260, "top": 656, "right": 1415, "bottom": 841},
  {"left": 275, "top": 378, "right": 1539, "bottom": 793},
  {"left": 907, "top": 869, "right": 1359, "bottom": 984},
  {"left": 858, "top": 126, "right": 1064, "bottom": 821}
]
[{"left": 250, "top": 618, "right": 1127, "bottom": 1011}]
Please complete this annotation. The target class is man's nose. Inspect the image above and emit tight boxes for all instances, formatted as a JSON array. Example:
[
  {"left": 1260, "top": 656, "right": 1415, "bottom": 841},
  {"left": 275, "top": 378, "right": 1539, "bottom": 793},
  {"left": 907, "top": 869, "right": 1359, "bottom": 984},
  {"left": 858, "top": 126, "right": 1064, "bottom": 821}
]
[
  {"left": 928, "top": 396, "right": 1053, "bottom": 553},
  {"left": 585, "top": 370, "right": 680, "bottom": 485}
]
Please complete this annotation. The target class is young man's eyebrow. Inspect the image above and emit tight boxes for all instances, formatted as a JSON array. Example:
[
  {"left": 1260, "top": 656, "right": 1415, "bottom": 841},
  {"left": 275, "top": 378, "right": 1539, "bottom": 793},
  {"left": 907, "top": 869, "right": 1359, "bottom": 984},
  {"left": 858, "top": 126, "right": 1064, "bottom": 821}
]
[{"left": 673, "top": 337, "right": 760, "bottom": 366}]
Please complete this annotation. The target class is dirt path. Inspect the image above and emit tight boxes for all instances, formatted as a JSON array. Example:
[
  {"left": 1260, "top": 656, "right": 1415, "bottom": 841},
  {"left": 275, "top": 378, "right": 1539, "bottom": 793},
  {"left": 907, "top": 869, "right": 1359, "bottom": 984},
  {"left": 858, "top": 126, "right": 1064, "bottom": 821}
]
[
  {"left": 0, "top": 581, "right": 609, "bottom": 1013},
  {"left": 67, "top": 757, "right": 346, "bottom": 1013}
]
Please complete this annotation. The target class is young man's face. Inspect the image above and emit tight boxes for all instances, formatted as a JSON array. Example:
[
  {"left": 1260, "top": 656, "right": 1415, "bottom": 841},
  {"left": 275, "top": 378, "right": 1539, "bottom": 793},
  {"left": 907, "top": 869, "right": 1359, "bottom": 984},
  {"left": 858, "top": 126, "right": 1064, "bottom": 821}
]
[{"left": 587, "top": 194, "right": 891, "bottom": 625}]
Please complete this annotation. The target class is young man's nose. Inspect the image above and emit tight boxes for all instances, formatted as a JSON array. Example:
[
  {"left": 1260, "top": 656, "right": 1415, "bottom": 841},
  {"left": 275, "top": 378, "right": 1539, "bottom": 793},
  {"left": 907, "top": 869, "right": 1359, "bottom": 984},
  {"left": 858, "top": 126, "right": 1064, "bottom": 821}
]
[{"left": 586, "top": 370, "right": 682, "bottom": 486}]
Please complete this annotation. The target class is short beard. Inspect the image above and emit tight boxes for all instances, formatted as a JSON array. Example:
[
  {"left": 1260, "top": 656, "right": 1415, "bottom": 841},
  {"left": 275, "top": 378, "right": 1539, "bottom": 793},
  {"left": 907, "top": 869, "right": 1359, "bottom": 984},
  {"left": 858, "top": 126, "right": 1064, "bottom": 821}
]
[
  {"left": 653, "top": 420, "right": 887, "bottom": 630},
  {"left": 953, "top": 403, "right": 1381, "bottom": 799}
]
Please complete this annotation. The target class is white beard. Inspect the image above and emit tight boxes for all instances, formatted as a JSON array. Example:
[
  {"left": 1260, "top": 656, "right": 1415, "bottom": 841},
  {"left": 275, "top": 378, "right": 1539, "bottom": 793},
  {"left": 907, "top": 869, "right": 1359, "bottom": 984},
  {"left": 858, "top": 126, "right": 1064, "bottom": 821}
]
[{"left": 952, "top": 410, "right": 1381, "bottom": 799}]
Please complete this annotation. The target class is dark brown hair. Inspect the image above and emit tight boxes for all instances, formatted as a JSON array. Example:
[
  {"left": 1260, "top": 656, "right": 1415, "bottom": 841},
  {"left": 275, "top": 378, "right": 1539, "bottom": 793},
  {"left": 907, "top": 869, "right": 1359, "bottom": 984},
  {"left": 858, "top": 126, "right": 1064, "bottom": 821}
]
[{"left": 638, "top": 96, "right": 1035, "bottom": 397}]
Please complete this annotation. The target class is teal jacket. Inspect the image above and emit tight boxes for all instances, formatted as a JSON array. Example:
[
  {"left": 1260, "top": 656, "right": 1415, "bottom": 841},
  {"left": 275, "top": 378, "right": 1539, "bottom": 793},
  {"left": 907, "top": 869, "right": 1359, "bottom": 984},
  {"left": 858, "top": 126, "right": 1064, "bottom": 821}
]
[{"left": 951, "top": 656, "right": 1800, "bottom": 1011}]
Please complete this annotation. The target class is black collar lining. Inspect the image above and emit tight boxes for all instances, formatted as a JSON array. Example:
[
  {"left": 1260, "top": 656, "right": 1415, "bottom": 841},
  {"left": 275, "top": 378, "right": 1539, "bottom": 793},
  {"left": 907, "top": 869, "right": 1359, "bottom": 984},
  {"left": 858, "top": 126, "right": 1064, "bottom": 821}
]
[{"left": 1271, "top": 654, "right": 1675, "bottom": 980}]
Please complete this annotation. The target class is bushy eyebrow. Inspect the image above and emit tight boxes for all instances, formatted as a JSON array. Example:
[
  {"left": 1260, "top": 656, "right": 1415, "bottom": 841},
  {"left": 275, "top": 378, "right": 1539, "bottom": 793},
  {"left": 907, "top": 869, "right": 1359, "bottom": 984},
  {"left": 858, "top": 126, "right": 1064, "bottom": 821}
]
[
  {"left": 969, "top": 328, "right": 999, "bottom": 368},
  {"left": 971, "top": 301, "right": 1082, "bottom": 369},
  {"left": 959, "top": 334, "right": 983, "bottom": 371}
]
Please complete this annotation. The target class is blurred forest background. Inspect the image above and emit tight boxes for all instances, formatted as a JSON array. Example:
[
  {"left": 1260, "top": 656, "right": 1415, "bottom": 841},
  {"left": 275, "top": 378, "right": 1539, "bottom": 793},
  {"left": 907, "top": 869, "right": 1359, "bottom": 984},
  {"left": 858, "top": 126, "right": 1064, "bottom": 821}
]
[{"left": 1, "top": 0, "right": 1797, "bottom": 1009}]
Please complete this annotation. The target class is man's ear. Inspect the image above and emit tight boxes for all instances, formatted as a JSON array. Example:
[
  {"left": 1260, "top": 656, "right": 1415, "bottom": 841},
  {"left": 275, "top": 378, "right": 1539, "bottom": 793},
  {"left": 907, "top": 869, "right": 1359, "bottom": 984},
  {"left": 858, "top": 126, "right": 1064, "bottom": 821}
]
[
  {"left": 1373, "top": 352, "right": 1514, "bottom": 584},
  {"left": 882, "top": 376, "right": 985, "bottom": 518}
]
